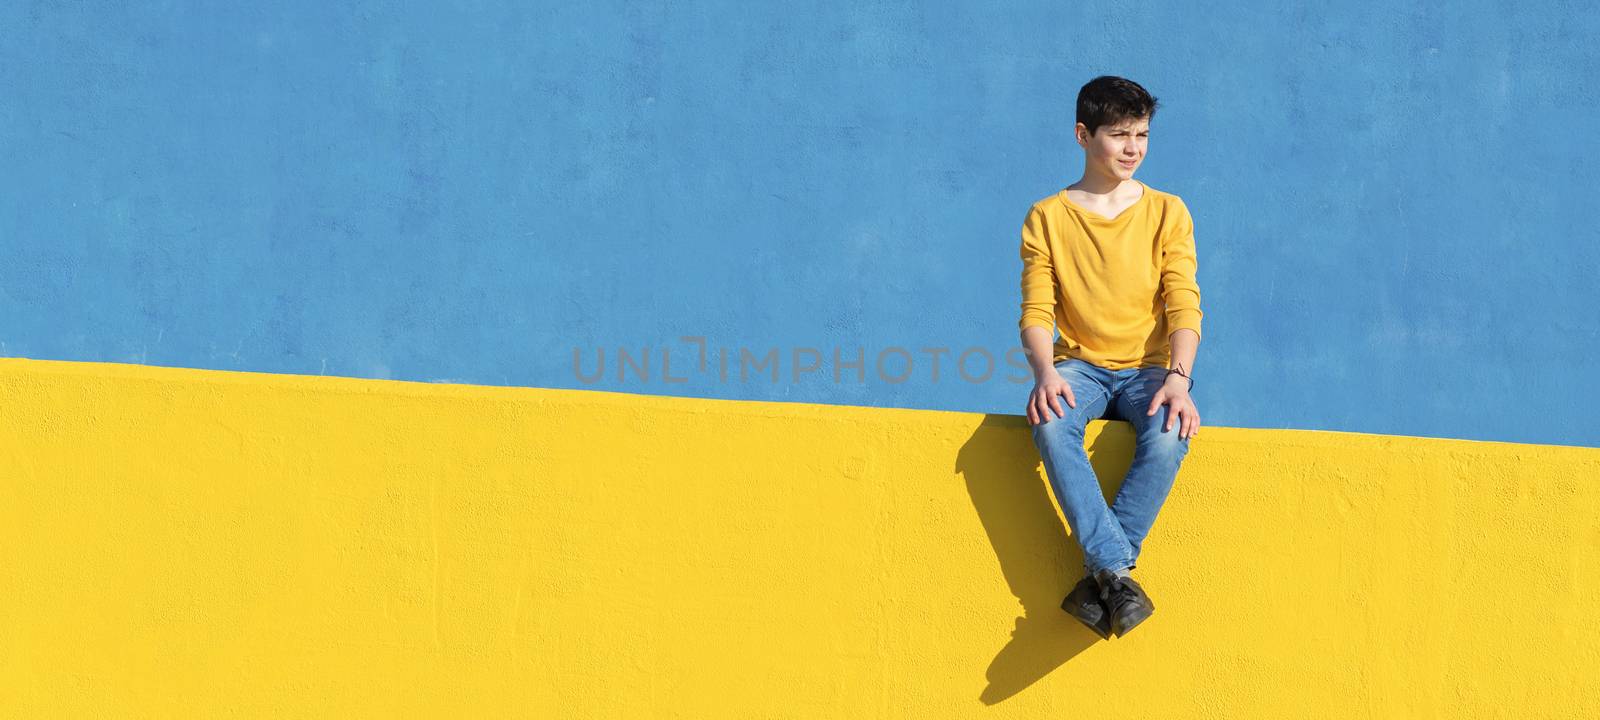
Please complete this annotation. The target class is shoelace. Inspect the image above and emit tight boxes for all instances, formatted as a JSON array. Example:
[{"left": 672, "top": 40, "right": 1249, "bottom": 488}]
[{"left": 1100, "top": 579, "right": 1139, "bottom": 608}]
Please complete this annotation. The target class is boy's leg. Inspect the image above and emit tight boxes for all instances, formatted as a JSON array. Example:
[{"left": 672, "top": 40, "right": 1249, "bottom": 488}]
[
  {"left": 1031, "top": 359, "right": 1136, "bottom": 576},
  {"left": 1108, "top": 366, "right": 1193, "bottom": 568}
]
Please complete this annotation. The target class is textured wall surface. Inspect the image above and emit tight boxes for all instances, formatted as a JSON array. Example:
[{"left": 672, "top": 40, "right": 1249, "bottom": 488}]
[
  {"left": 4, "top": 357, "right": 1597, "bottom": 716},
  {"left": 2, "top": 2, "right": 1597, "bottom": 447}
]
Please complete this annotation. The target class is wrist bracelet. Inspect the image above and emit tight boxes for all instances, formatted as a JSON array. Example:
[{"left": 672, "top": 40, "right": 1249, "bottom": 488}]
[{"left": 1166, "top": 368, "right": 1193, "bottom": 391}]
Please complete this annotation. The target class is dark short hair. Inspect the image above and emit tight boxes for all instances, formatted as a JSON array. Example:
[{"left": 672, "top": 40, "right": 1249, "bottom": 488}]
[{"left": 1076, "top": 76, "right": 1160, "bottom": 136}]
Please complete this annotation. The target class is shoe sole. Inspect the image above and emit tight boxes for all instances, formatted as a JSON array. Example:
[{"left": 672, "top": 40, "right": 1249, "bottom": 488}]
[
  {"left": 1061, "top": 599, "right": 1112, "bottom": 640},
  {"left": 1112, "top": 607, "right": 1153, "bottom": 638},
  {"left": 1072, "top": 614, "right": 1112, "bottom": 641}
]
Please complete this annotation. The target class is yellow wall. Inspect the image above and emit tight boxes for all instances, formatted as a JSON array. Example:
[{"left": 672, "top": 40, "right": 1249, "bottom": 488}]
[{"left": 3, "top": 357, "right": 1598, "bottom": 717}]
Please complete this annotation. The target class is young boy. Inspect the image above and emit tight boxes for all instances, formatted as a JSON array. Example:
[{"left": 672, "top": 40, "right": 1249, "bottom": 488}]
[{"left": 1018, "top": 76, "right": 1203, "bottom": 640}]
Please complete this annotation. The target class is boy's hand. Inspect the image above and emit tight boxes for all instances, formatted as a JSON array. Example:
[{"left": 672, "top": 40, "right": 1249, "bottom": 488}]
[
  {"left": 1147, "top": 374, "right": 1201, "bottom": 439},
  {"left": 1026, "top": 372, "right": 1076, "bottom": 426}
]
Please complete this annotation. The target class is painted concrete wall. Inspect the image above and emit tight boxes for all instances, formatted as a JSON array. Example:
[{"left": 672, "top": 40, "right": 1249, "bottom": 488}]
[
  {"left": 4, "top": 357, "right": 1598, "bottom": 715},
  {"left": 2, "top": 3, "right": 1597, "bottom": 447}
]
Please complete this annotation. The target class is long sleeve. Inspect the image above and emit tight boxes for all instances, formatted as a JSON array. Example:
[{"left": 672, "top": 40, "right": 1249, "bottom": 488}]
[
  {"left": 1019, "top": 207, "right": 1057, "bottom": 334},
  {"left": 1160, "top": 200, "right": 1203, "bottom": 341}
]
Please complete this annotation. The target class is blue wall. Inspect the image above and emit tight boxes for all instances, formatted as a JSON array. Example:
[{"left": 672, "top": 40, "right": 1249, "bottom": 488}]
[{"left": 3, "top": 1, "right": 1597, "bottom": 447}]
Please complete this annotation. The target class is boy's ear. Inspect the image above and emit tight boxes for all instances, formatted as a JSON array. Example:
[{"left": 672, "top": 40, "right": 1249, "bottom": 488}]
[{"left": 1073, "top": 122, "right": 1089, "bottom": 146}]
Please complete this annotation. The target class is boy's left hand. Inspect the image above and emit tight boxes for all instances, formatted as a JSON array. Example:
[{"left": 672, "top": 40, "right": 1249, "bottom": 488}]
[{"left": 1147, "top": 374, "right": 1200, "bottom": 440}]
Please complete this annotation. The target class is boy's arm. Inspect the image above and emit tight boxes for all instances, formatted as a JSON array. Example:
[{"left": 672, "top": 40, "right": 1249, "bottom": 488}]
[
  {"left": 1022, "top": 326, "right": 1057, "bottom": 379},
  {"left": 1018, "top": 207, "right": 1058, "bottom": 379},
  {"left": 1154, "top": 203, "right": 1204, "bottom": 439},
  {"left": 1161, "top": 200, "right": 1204, "bottom": 376},
  {"left": 1168, "top": 328, "right": 1198, "bottom": 378}
]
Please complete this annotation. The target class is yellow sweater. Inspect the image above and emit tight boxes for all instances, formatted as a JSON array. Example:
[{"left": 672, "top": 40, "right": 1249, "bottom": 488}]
[{"left": 1018, "top": 180, "right": 1203, "bottom": 370}]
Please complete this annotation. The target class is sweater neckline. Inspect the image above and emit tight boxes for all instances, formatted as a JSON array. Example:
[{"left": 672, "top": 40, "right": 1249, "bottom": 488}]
[{"left": 1057, "top": 180, "right": 1151, "bottom": 223}]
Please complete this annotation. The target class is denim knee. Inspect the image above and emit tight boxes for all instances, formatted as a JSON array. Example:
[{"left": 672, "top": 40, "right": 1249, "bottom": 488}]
[
  {"left": 1136, "top": 424, "right": 1190, "bottom": 461},
  {"left": 1031, "top": 411, "right": 1087, "bottom": 451}
]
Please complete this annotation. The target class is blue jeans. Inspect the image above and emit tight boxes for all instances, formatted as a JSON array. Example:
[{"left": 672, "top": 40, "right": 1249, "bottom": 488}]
[{"left": 1030, "top": 358, "right": 1191, "bottom": 577}]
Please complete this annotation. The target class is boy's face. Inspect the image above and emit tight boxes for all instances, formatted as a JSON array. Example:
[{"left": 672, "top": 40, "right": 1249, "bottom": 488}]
[{"left": 1076, "top": 116, "right": 1150, "bottom": 180}]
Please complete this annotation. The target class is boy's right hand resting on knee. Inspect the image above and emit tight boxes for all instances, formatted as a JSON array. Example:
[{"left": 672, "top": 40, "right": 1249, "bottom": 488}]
[
  {"left": 1027, "top": 371, "right": 1076, "bottom": 427},
  {"left": 1022, "top": 327, "right": 1076, "bottom": 426}
]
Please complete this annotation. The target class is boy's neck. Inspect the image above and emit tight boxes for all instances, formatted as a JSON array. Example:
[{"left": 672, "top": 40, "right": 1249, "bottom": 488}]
[{"left": 1069, "top": 170, "right": 1138, "bottom": 197}]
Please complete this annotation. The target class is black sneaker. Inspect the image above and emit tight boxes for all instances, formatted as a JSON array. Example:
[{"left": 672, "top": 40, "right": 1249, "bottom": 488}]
[
  {"left": 1098, "top": 575, "right": 1155, "bottom": 638},
  {"left": 1060, "top": 574, "right": 1112, "bottom": 640}
]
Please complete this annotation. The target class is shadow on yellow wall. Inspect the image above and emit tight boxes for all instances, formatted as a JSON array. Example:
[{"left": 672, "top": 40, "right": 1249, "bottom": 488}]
[{"left": 957, "top": 415, "right": 1143, "bottom": 702}]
